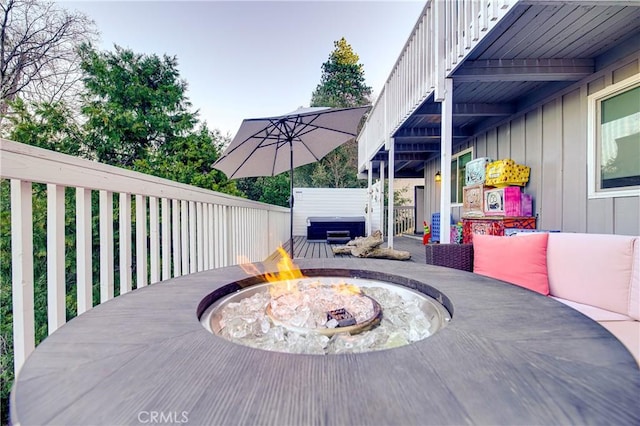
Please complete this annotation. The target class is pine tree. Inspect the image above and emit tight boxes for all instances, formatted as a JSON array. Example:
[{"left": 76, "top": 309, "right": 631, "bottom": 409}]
[{"left": 295, "top": 38, "right": 372, "bottom": 188}]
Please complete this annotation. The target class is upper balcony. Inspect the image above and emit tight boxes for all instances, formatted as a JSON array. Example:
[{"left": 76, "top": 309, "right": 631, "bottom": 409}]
[{"left": 358, "top": 0, "right": 640, "bottom": 178}]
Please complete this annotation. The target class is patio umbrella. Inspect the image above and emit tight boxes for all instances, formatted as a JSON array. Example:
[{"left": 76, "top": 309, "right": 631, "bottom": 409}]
[{"left": 212, "top": 105, "right": 370, "bottom": 257}]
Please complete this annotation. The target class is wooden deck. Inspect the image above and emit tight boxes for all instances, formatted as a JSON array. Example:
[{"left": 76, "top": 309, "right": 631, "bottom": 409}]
[{"left": 281, "top": 234, "right": 426, "bottom": 264}]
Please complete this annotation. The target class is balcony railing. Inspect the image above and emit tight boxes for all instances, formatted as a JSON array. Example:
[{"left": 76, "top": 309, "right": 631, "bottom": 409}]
[
  {"left": 1, "top": 138, "right": 290, "bottom": 374},
  {"left": 358, "top": 0, "right": 516, "bottom": 171},
  {"left": 382, "top": 206, "right": 416, "bottom": 236}
]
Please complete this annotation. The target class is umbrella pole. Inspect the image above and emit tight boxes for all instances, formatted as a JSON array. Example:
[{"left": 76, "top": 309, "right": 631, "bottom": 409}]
[{"left": 289, "top": 141, "right": 294, "bottom": 258}]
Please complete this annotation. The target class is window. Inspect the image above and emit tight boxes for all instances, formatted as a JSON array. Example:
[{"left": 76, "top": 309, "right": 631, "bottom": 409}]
[
  {"left": 588, "top": 75, "right": 640, "bottom": 198},
  {"left": 451, "top": 148, "right": 473, "bottom": 204}
]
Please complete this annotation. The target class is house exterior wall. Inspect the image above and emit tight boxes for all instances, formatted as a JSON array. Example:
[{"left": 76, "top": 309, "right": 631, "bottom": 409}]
[{"left": 423, "top": 53, "right": 640, "bottom": 236}]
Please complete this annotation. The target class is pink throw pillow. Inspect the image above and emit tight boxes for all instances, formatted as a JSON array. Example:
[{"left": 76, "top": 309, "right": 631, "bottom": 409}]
[{"left": 473, "top": 233, "right": 550, "bottom": 295}]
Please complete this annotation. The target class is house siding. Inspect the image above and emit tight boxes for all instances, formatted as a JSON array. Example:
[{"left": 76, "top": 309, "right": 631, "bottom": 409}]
[{"left": 423, "top": 54, "right": 640, "bottom": 236}]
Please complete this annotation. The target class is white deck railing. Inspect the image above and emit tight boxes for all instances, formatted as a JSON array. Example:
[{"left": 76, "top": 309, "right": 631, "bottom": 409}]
[
  {"left": 358, "top": 0, "right": 516, "bottom": 171},
  {"left": 394, "top": 206, "right": 416, "bottom": 235},
  {"left": 1, "top": 138, "right": 290, "bottom": 374},
  {"left": 382, "top": 206, "right": 416, "bottom": 236}
]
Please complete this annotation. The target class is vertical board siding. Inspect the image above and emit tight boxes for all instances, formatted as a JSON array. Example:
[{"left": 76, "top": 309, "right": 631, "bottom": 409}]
[
  {"left": 486, "top": 128, "right": 498, "bottom": 160},
  {"left": 612, "top": 59, "right": 639, "bottom": 84},
  {"left": 423, "top": 59, "right": 639, "bottom": 236},
  {"left": 588, "top": 198, "right": 615, "bottom": 234},
  {"left": 524, "top": 108, "right": 543, "bottom": 217},
  {"left": 497, "top": 123, "right": 511, "bottom": 159},
  {"left": 561, "top": 88, "right": 587, "bottom": 232},
  {"left": 510, "top": 116, "right": 526, "bottom": 164},
  {"left": 540, "top": 99, "right": 564, "bottom": 231},
  {"left": 614, "top": 198, "right": 640, "bottom": 236},
  {"left": 475, "top": 133, "right": 487, "bottom": 159}
]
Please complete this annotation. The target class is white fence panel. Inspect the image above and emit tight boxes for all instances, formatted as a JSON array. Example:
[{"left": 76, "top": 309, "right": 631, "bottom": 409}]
[{"left": 1, "top": 138, "right": 289, "bottom": 375}]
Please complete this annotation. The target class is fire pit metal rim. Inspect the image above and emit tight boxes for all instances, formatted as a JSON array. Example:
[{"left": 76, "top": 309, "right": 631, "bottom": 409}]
[
  {"left": 197, "top": 267, "right": 454, "bottom": 321},
  {"left": 199, "top": 268, "right": 453, "bottom": 353}
]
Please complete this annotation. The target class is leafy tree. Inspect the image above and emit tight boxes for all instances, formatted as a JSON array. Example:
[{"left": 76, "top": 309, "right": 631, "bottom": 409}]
[
  {"left": 295, "top": 38, "right": 372, "bottom": 188},
  {"left": 6, "top": 98, "right": 85, "bottom": 155},
  {"left": 1, "top": 43, "right": 241, "bottom": 423},
  {"left": 79, "top": 44, "right": 197, "bottom": 168},
  {"left": 0, "top": 0, "right": 97, "bottom": 127},
  {"left": 236, "top": 174, "right": 290, "bottom": 207},
  {"left": 1, "top": 99, "right": 85, "bottom": 426},
  {"left": 133, "top": 124, "right": 241, "bottom": 195}
]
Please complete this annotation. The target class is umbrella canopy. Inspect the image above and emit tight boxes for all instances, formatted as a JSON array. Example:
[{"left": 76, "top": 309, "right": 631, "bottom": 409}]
[
  {"left": 213, "top": 106, "right": 370, "bottom": 178},
  {"left": 212, "top": 105, "right": 370, "bottom": 256}
]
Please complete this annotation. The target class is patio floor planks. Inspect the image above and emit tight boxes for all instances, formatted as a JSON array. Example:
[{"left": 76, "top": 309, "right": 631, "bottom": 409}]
[{"left": 280, "top": 234, "right": 426, "bottom": 263}]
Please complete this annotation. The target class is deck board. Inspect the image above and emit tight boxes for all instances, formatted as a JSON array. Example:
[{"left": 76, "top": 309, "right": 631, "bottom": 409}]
[{"left": 280, "top": 235, "right": 426, "bottom": 263}]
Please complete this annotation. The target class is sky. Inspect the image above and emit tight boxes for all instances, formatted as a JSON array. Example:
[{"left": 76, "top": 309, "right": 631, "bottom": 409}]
[{"left": 60, "top": 0, "right": 425, "bottom": 137}]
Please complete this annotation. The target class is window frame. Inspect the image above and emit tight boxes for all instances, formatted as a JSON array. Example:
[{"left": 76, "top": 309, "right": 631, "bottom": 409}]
[
  {"left": 587, "top": 74, "right": 640, "bottom": 199},
  {"left": 451, "top": 147, "right": 473, "bottom": 205}
]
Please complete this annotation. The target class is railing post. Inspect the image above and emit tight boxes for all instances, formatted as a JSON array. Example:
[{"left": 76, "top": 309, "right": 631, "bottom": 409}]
[
  {"left": 11, "top": 179, "right": 35, "bottom": 375},
  {"left": 180, "top": 200, "right": 189, "bottom": 275},
  {"left": 11, "top": 179, "right": 35, "bottom": 376},
  {"left": 99, "top": 190, "right": 114, "bottom": 301},
  {"left": 367, "top": 163, "right": 373, "bottom": 236},
  {"left": 387, "top": 139, "right": 395, "bottom": 248},
  {"left": 47, "top": 184, "right": 66, "bottom": 334},
  {"left": 172, "top": 199, "right": 181, "bottom": 277},
  {"left": 196, "top": 202, "right": 204, "bottom": 272},
  {"left": 149, "top": 196, "right": 160, "bottom": 284},
  {"left": 160, "top": 198, "right": 170, "bottom": 280},
  {"left": 136, "top": 195, "right": 148, "bottom": 288},
  {"left": 76, "top": 188, "right": 92, "bottom": 313},
  {"left": 189, "top": 201, "right": 196, "bottom": 273},
  {"left": 120, "top": 193, "right": 132, "bottom": 295},
  {"left": 439, "top": 78, "right": 453, "bottom": 244}
]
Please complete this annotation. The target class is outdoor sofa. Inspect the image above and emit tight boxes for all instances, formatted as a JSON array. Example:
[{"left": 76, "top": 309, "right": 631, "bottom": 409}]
[{"left": 425, "top": 232, "right": 640, "bottom": 365}]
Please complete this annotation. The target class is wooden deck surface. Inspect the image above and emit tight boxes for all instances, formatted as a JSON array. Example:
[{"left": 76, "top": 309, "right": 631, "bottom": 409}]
[{"left": 281, "top": 234, "right": 426, "bottom": 264}]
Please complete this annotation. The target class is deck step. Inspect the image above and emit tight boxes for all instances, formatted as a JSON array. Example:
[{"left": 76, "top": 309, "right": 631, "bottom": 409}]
[{"left": 326, "top": 230, "right": 351, "bottom": 244}]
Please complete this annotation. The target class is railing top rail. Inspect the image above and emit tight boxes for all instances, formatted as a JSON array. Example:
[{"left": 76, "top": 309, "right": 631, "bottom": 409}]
[{"left": 0, "top": 138, "right": 289, "bottom": 211}]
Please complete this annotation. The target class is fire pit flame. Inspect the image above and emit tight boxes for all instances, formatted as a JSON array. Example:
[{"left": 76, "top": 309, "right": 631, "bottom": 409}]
[{"left": 238, "top": 247, "right": 382, "bottom": 336}]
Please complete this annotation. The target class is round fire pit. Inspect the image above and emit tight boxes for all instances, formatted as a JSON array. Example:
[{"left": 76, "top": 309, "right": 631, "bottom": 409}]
[
  {"left": 11, "top": 258, "right": 640, "bottom": 426},
  {"left": 200, "top": 275, "right": 450, "bottom": 354}
]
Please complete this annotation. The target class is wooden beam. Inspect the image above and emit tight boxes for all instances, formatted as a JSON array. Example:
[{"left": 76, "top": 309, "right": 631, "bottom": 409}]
[
  {"left": 394, "top": 142, "right": 441, "bottom": 152},
  {"left": 415, "top": 102, "right": 515, "bottom": 117},
  {"left": 394, "top": 127, "right": 472, "bottom": 139},
  {"left": 454, "top": 58, "right": 594, "bottom": 82}
]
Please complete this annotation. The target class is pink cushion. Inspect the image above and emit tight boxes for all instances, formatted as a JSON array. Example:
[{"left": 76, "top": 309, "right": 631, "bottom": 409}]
[
  {"left": 546, "top": 233, "right": 637, "bottom": 318},
  {"left": 551, "top": 297, "right": 632, "bottom": 321},
  {"left": 599, "top": 321, "right": 640, "bottom": 366},
  {"left": 473, "top": 233, "right": 550, "bottom": 295}
]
